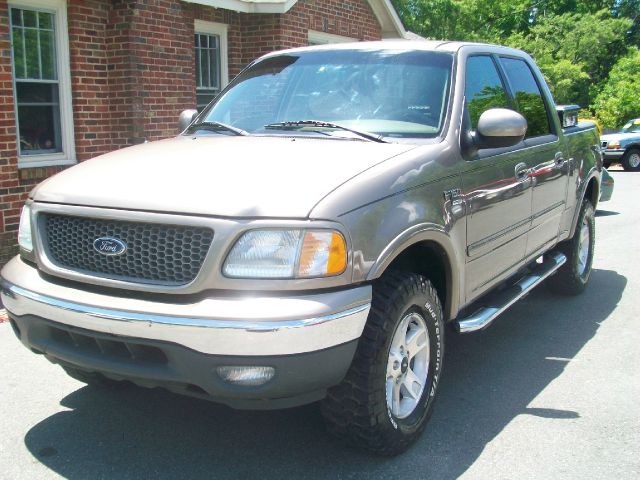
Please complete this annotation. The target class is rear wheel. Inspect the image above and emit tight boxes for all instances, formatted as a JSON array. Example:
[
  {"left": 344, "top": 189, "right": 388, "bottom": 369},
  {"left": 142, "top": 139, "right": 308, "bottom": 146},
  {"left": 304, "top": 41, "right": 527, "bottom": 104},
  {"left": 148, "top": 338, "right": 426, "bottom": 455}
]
[
  {"left": 321, "top": 271, "right": 444, "bottom": 456},
  {"left": 622, "top": 148, "right": 640, "bottom": 171},
  {"left": 547, "top": 199, "right": 595, "bottom": 295}
]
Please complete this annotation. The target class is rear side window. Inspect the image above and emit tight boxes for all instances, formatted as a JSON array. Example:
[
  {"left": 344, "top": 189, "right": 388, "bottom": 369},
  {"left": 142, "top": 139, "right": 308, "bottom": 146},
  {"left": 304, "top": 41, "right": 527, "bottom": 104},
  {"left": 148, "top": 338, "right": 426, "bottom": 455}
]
[
  {"left": 500, "top": 57, "right": 551, "bottom": 138},
  {"left": 464, "top": 56, "right": 511, "bottom": 129}
]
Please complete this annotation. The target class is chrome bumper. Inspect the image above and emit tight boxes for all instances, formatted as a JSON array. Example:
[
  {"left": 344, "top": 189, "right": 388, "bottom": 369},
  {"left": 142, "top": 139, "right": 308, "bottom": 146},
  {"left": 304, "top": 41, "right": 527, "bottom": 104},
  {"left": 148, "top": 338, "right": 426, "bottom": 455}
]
[
  {"left": 1, "top": 257, "right": 371, "bottom": 356},
  {"left": 602, "top": 149, "right": 624, "bottom": 158}
]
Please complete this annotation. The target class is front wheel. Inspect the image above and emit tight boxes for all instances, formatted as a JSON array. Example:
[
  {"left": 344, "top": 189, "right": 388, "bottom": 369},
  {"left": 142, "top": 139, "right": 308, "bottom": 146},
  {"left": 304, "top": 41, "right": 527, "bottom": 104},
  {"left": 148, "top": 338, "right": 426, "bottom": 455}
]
[
  {"left": 547, "top": 199, "right": 595, "bottom": 295},
  {"left": 321, "top": 271, "right": 444, "bottom": 456},
  {"left": 622, "top": 148, "right": 640, "bottom": 172}
]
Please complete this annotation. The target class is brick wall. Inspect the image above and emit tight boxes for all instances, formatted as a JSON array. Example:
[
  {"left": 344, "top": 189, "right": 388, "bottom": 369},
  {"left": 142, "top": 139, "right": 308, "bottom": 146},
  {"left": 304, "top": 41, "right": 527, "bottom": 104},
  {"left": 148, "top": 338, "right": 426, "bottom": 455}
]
[{"left": 0, "top": 0, "right": 384, "bottom": 266}]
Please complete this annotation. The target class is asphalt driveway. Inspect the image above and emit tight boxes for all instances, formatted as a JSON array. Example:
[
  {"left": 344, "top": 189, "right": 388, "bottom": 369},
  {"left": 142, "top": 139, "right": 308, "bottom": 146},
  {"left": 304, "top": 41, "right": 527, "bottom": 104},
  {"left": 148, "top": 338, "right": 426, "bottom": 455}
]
[{"left": 1, "top": 170, "right": 638, "bottom": 480}]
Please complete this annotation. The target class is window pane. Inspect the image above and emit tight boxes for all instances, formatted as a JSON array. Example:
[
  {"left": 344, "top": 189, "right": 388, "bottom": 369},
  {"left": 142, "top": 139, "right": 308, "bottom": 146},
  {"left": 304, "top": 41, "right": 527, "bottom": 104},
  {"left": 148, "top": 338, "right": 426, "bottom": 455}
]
[
  {"left": 23, "top": 10, "right": 37, "bottom": 28},
  {"left": 195, "top": 33, "right": 221, "bottom": 92},
  {"left": 202, "top": 45, "right": 211, "bottom": 87},
  {"left": 40, "top": 30, "right": 56, "bottom": 79},
  {"left": 12, "top": 26, "right": 25, "bottom": 79},
  {"left": 17, "top": 103, "right": 62, "bottom": 154},
  {"left": 465, "top": 56, "right": 511, "bottom": 129},
  {"left": 11, "top": 7, "right": 64, "bottom": 158},
  {"left": 17, "top": 82, "right": 57, "bottom": 103},
  {"left": 39, "top": 12, "right": 53, "bottom": 30},
  {"left": 11, "top": 8, "right": 22, "bottom": 27},
  {"left": 195, "top": 48, "right": 202, "bottom": 88},
  {"left": 24, "top": 27, "right": 40, "bottom": 78},
  {"left": 209, "top": 49, "right": 219, "bottom": 89},
  {"left": 500, "top": 57, "right": 551, "bottom": 137},
  {"left": 197, "top": 91, "right": 217, "bottom": 111}
]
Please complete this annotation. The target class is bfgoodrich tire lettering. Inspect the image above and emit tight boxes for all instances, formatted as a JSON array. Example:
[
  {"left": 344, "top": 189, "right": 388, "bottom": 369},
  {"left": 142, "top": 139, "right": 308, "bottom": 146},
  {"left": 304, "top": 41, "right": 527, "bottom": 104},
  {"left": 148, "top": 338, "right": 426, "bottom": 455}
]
[
  {"left": 547, "top": 199, "right": 595, "bottom": 295},
  {"left": 320, "top": 271, "right": 444, "bottom": 456}
]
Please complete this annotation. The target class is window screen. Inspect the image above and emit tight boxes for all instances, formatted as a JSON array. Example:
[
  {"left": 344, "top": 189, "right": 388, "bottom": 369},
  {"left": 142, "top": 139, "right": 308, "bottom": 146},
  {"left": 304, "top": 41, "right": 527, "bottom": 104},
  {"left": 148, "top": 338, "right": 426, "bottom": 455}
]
[
  {"left": 11, "top": 7, "right": 62, "bottom": 155},
  {"left": 195, "top": 33, "right": 221, "bottom": 111}
]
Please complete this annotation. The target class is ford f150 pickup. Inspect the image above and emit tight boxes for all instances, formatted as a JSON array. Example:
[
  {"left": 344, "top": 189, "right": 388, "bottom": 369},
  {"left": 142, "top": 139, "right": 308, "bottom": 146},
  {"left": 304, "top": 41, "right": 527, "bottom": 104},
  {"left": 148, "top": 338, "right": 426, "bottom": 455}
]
[{"left": 1, "top": 41, "right": 602, "bottom": 456}]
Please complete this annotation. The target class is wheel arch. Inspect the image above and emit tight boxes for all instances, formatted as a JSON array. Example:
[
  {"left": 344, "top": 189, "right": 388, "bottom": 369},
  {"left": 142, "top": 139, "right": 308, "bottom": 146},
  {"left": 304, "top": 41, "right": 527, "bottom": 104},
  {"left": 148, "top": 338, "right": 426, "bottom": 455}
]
[
  {"left": 569, "top": 170, "right": 600, "bottom": 239},
  {"left": 623, "top": 142, "right": 640, "bottom": 153},
  {"left": 366, "top": 226, "right": 460, "bottom": 321}
]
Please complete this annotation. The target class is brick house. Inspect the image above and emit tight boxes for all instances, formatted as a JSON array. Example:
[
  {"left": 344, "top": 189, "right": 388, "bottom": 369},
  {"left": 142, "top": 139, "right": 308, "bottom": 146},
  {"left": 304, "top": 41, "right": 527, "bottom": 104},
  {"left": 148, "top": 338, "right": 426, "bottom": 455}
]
[{"left": 0, "top": 0, "right": 406, "bottom": 265}]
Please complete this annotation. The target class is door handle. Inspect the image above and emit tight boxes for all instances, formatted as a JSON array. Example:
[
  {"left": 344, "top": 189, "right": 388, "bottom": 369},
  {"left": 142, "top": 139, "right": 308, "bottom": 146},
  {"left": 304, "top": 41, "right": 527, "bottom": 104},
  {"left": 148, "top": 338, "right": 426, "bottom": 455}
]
[{"left": 515, "top": 162, "right": 529, "bottom": 182}]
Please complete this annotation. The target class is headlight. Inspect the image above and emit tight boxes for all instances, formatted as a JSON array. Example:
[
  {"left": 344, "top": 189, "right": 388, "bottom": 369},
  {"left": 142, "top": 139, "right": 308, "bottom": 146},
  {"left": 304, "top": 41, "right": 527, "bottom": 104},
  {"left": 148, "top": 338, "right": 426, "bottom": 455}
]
[
  {"left": 223, "top": 229, "right": 347, "bottom": 279},
  {"left": 608, "top": 141, "right": 621, "bottom": 149},
  {"left": 18, "top": 204, "right": 33, "bottom": 252}
]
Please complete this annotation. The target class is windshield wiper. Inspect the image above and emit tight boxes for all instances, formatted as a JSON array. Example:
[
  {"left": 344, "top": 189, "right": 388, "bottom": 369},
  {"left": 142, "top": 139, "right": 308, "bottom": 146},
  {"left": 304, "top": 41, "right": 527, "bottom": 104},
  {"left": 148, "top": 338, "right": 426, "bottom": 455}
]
[
  {"left": 264, "top": 120, "right": 388, "bottom": 143},
  {"left": 188, "top": 121, "right": 249, "bottom": 136}
]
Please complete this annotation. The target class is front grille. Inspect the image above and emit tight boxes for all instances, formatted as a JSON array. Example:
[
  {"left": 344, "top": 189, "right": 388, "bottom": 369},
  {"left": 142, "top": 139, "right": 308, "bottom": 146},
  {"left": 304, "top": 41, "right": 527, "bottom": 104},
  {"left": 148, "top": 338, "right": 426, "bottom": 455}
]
[{"left": 41, "top": 214, "right": 214, "bottom": 285}]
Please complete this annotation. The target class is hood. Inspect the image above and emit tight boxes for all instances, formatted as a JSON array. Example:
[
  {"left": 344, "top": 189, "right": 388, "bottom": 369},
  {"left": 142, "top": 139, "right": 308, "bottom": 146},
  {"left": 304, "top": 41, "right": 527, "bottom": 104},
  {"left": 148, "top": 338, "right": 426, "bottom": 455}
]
[
  {"left": 33, "top": 136, "right": 415, "bottom": 218},
  {"left": 600, "top": 132, "right": 640, "bottom": 143}
]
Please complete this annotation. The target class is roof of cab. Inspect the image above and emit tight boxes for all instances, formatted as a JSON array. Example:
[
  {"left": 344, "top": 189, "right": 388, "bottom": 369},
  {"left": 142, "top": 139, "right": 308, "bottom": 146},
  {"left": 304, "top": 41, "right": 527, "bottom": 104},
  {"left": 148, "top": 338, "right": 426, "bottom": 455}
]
[{"left": 259, "top": 39, "right": 529, "bottom": 60}]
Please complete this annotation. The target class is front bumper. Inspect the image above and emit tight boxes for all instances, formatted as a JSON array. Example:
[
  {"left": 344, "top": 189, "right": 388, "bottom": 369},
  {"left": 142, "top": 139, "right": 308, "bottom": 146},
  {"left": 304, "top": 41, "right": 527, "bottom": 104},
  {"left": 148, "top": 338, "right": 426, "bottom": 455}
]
[
  {"left": 1, "top": 257, "right": 371, "bottom": 408},
  {"left": 602, "top": 149, "right": 624, "bottom": 161}
]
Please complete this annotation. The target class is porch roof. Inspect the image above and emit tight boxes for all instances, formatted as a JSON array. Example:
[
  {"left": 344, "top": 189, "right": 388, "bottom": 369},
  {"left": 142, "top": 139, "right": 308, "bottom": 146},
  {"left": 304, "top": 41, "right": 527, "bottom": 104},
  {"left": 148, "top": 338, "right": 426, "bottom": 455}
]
[{"left": 182, "top": 0, "right": 407, "bottom": 38}]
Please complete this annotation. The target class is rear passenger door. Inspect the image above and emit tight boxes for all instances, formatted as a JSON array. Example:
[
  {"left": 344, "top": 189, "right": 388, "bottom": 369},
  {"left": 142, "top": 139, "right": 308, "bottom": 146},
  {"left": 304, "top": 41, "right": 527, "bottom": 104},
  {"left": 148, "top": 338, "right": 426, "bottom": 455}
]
[{"left": 498, "top": 56, "right": 569, "bottom": 259}]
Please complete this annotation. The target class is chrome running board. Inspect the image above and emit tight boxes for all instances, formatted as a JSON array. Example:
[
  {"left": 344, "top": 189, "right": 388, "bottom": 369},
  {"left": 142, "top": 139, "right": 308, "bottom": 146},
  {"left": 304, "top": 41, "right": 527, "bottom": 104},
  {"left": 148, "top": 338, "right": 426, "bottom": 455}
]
[{"left": 455, "top": 252, "right": 567, "bottom": 333}]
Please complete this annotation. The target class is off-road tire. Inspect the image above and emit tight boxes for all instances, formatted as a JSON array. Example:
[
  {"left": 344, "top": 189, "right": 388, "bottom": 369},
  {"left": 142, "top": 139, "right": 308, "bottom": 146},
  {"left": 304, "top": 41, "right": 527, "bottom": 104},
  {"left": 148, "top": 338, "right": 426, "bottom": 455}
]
[
  {"left": 62, "top": 366, "right": 129, "bottom": 389},
  {"left": 321, "top": 271, "right": 444, "bottom": 456},
  {"left": 622, "top": 148, "right": 640, "bottom": 172},
  {"left": 547, "top": 199, "right": 595, "bottom": 295}
]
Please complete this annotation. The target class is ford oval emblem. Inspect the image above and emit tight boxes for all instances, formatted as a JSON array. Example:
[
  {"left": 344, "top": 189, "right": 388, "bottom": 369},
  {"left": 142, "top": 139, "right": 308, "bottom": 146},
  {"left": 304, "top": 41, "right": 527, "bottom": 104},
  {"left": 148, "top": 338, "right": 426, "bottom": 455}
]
[{"left": 93, "top": 237, "right": 127, "bottom": 256}]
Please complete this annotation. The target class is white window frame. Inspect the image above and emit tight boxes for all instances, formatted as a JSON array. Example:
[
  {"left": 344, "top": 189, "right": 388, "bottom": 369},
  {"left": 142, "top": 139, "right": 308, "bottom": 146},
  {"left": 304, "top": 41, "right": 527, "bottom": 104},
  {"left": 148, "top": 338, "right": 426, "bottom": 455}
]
[
  {"left": 308, "top": 30, "right": 356, "bottom": 45},
  {"left": 194, "top": 19, "right": 228, "bottom": 109},
  {"left": 9, "top": 0, "right": 75, "bottom": 169}
]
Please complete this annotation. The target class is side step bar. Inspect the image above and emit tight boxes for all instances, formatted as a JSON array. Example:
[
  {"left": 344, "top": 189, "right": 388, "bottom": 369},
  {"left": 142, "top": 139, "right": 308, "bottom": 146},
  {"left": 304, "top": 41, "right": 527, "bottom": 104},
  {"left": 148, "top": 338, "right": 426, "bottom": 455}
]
[{"left": 455, "top": 252, "right": 567, "bottom": 333}]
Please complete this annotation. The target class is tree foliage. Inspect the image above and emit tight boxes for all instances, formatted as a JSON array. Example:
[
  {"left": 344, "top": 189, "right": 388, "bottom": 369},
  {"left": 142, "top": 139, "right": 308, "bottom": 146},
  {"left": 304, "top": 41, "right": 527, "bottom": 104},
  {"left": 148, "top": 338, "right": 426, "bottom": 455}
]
[
  {"left": 391, "top": 0, "right": 639, "bottom": 126},
  {"left": 506, "top": 10, "right": 631, "bottom": 105},
  {"left": 592, "top": 48, "right": 640, "bottom": 127}
]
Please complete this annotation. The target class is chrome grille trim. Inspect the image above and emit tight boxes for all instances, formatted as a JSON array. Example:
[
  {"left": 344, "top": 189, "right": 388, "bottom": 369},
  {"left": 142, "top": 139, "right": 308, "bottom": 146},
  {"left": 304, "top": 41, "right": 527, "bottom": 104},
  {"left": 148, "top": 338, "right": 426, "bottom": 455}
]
[{"left": 39, "top": 213, "right": 214, "bottom": 286}]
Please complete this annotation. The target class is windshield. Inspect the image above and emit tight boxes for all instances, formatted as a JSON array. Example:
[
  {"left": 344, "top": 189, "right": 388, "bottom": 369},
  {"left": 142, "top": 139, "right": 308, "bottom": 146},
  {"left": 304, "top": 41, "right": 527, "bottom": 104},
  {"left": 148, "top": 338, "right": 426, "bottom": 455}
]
[
  {"left": 621, "top": 119, "right": 640, "bottom": 133},
  {"left": 196, "top": 49, "right": 454, "bottom": 139}
]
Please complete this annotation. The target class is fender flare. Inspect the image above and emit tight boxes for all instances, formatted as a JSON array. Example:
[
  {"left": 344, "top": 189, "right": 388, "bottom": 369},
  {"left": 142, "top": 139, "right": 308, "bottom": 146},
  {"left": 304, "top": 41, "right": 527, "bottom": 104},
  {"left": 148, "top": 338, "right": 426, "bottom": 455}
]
[
  {"left": 623, "top": 143, "right": 640, "bottom": 155},
  {"left": 569, "top": 167, "right": 601, "bottom": 239},
  {"left": 366, "top": 223, "right": 462, "bottom": 320}
]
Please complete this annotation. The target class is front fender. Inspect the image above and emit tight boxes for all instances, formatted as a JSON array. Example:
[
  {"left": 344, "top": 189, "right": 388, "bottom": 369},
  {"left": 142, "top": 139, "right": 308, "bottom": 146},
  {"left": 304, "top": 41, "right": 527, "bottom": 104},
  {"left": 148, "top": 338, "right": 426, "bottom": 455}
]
[{"left": 366, "top": 224, "right": 463, "bottom": 321}]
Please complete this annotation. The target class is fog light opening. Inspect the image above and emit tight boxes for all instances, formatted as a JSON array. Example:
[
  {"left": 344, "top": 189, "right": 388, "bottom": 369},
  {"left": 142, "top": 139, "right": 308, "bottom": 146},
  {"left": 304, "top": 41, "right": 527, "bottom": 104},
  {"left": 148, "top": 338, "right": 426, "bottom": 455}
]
[{"left": 216, "top": 366, "right": 275, "bottom": 386}]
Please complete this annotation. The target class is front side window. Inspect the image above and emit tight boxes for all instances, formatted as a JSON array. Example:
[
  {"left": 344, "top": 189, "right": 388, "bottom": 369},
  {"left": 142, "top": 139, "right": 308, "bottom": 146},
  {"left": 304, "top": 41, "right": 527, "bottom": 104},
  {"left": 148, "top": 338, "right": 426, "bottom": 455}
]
[
  {"left": 196, "top": 49, "right": 453, "bottom": 139},
  {"left": 464, "top": 55, "right": 511, "bottom": 129},
  {"left": 11, "top": 7, "right": 61, "bottom": 155},
  {"left": 500, "top": 57, "right": 551, "bottom": 138}
]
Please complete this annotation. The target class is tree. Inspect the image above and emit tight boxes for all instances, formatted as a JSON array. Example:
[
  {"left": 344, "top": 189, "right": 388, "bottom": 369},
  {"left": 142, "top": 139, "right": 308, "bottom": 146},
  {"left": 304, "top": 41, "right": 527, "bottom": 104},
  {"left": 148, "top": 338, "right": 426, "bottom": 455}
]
[
  {"left": 505, "top": 10, "right": 631, "bottom": 105},
  {"left": 593, "top": 48, "right": 640, "bottom": 128}
]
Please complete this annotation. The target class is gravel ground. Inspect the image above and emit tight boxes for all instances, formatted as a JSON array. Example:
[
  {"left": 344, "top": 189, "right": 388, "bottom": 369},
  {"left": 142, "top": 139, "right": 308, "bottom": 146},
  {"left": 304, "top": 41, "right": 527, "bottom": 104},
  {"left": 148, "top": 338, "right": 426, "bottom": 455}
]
[{"left": 0, "top": 169, "right": 638, "bottom": 480}]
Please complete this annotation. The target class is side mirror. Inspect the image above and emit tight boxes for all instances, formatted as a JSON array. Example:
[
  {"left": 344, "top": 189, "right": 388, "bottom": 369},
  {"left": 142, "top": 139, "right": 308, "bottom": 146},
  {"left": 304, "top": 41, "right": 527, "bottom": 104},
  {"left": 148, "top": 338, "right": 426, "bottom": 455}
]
[
  {"left": 474, "top": 108, "right": 527, "bottom": 149},
  {"left": 178, "top": 109, "right": 198, "bottom": 133}
]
